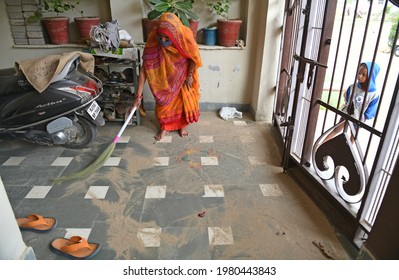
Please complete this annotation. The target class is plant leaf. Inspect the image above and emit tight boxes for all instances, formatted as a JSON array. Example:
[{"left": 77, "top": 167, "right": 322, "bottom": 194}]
[
  {"left": 176, "top": 10, "right": 190, "bottom": 27},
  {"left": 184, "top": 9, "right": 198, "bottom": 20},
  {"left": 150, "top": 0, "right": 164, "bottom": 4},
  {"left": 175, "top": 1, "right": 192, "bottom": 10},
  {"left": 148, "top": 9, "right": 162, "bottom": 19},
  {"left": 154, "top": 2, "right": 171, "bottom": 12}
]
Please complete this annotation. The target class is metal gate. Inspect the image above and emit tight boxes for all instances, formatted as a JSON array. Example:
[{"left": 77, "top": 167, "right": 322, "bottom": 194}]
[{"left": 274, "top": 0, "right": 399, "bottom": 248}]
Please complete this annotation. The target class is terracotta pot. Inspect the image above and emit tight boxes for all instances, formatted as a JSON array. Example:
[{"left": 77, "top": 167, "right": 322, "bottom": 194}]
[
  {"left": 189, "top": 19, "right": 199, "bottom": 40},
  {"left": 74, "top": 17, "right": 100, "bottom": 42},
  {"left": 217, "top": 19, "right": 242, "bottom": 47},
  {"left": 42, "top": 17, "right": 69, "bottom": 45},
  {"left": 142, "top": 18, "right": 200, "bottom": 42},
  {"left": 142, "top": 18, "right": 159, "bottom": 42}
]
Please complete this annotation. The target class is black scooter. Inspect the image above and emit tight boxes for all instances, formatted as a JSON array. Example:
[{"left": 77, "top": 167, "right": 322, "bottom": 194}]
[{"left": 0, "top": 53, "right": 104, "bottom": 148}]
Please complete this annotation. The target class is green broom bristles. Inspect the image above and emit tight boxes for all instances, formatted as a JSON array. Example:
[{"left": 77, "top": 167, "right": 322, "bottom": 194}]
[
  {"left": 53, "top": 142, "right": 116, "bottom": 184},
  {"left": 53, "top": 106, "right": 137, "bottom": 185}
]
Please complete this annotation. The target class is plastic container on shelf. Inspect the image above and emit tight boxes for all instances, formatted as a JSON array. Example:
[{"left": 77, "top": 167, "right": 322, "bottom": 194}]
[{"left": 202, "top": 27, "right": 217, "bottom": 46}]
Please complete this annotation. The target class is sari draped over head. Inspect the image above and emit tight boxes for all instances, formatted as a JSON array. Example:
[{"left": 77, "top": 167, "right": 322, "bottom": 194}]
[{"left": 142, "top": 12, "right": 202, "bottom": 131}]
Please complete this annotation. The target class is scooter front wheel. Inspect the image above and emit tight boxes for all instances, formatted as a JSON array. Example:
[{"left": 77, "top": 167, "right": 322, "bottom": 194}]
[{"left": 64, "top": 117, "right": 97, "bottom": 149}]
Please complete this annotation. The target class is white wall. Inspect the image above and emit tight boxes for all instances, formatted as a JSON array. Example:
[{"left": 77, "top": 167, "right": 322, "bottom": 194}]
[
  {"left": 253, "top": 0, "right": 285, "bottom": 121},
  {"left": 0, "top": 177, "right": 35, "bottom": 260}
]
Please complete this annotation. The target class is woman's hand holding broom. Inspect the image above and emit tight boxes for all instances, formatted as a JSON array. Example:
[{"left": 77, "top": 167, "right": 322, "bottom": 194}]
[{"left": 133, "top": 94, "right": 142, "bottom": 108}]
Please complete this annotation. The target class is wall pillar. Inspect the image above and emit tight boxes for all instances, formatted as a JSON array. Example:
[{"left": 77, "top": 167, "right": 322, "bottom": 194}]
[
  {"left": 249, "top": 0, "right": 285, "bottom": 122},
  {"left": 0, "top": 176, "right": 36, "bottom": 260}
]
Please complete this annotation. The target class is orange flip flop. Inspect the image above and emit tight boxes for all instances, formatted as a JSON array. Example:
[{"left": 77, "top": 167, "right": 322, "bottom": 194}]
[
  {"left": 16, "top": 214, "right": 57, "bottom": 233},
  {"left": 50, "top": 236, "right": 101, "bottom": 260}
]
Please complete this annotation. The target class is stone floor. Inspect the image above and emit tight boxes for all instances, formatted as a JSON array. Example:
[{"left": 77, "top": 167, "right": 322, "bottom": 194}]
[{"left": 0, "top": 111, "right": 352, "bottom": 260}]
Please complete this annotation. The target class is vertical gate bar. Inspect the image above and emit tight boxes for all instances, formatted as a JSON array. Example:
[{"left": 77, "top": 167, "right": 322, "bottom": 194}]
[
  {"left": 358, "top": 69, "right": 399, "bottom": 229},
  {"left": 321, "top": 0, "right": 348, "bottom": 133},
  {"left": 275, "top": 0, "right": 297, "bottom": 117},
  {"left": 350, "top": 0, "right": 375, "bottom": 143},
  {"left": 336, "top": 0, "right": 363, "bottom": 133},
  {"left": 362, "top": 0, "right": 391, "bottom": 164},
  {"left": 300, "top": 0, "right": 338, "bottom": 165},
  {"left": 290, "top": 0, "right": 312, "bottom": 120},
  {"left": 372, "top": 7, "right": 399, "bottom": 136},
  {"left": 358, "top": 1, "right": 399, "bottom": 224},
  {"left": 282, "top": 0, "right": 313, "bottom": 170}
]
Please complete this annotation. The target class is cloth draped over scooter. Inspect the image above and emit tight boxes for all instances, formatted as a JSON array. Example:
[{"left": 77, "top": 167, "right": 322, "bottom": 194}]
[{"left": 15, "top": 51, "right": 95, "bottom": 93}]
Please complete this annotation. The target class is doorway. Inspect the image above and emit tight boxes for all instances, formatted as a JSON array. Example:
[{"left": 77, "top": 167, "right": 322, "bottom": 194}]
[{"left": 274, "top": 0, "right": 399, "bottom": 248}]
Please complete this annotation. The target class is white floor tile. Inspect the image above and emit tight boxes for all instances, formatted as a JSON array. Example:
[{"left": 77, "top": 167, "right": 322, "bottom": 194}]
[
  {"left": 203, "top": 184, "right": 225, "bottom": 197},
  {"left": 240, "top": 135, "right": 256, "bottom": 143},
  {"left": 117, "top": 136, "right": 130, "bottom": 143},
  {"left": 25, "top": 186, "right": 52, "bottom": 199},
  {"left": 208, "top": 226, "right": 234, "bottom": 245},
  {"left": 51, "top": 157, "right": 73, "bottom": 166},
  {"left": 153, "top": 157, "right": 169, "bottom": 166},
  {"left": 259, "top": 184, "right": 283, "bottom": 197},
  {"left": 200, "top": 120, "right": 211, "bottom": 125},
  {"left": 137, "top": 227, "right": 162, "bottom": 247},
  {"left": 158, "top": 135, "right": 172, "bottom": 143},
  {"left": 145, "top": 185, "right": 167, "bottom": 199},
  {"left": 201, "top": 156, "right": 219, "bottom": 165},
  {"left": 85, "top": 186, "right": 109, "bottom": 199},
  {"left": 103, "top": 157, "right": 121, "bottom": 166},
  {"left": 233, "top": 120, "right": 247, "bottom": 126},
  {"left": 3, "top": 157, "right": 25, "bottom": 166},
  {"left": 64, "top": 228, "right": 92, "bottom": 240},
  {"left": 199, "top": 135, "right": 214, "bottom": 143},
  {"left": 248, "top": 156, "right": 266, "bottom": 165}
]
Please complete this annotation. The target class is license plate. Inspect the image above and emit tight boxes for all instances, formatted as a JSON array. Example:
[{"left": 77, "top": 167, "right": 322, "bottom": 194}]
[{"left": 87, "top": 101, "right": 101, "bottom": 120}]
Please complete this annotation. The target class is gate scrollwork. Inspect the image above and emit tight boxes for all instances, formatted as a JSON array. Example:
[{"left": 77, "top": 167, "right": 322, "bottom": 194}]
[{"left": 312, "top": 122, "right": 367, "bottom": 204}]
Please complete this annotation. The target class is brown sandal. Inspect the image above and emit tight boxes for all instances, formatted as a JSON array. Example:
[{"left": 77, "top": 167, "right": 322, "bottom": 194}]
[
  {"left": 16, "top": 214, "right": 57, "bottom": 233},
  {"left": 50, "top": 236, "right": 101, "bottom": 260}
]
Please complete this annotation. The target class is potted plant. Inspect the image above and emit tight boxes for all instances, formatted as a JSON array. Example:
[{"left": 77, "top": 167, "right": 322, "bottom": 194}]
[
  {"left": 28, "top": 0, "right": 80, "bottom": 44},
  {"left": 73, "top": 7, "right": 100, "bottom": 43},
  {"left": 141, "top": 0, "right": 159, "bottom": 42},
  {"left": 203, "top": 0, "right": 242, "bottom": 47},
  {"left": 145, "top": 0, "right": 200, "bottom": 40},
  {"left": 29, "top": 1, "right": 99, "bottom": 44}
]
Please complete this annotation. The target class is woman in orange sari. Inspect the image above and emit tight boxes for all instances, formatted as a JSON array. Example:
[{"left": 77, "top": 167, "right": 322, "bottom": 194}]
[{"left": 133, "top": 12, "right": 202, "bottom": 141}]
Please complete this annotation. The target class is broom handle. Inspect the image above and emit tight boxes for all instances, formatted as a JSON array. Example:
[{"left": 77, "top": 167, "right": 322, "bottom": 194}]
[{"left": 113, "top": 106, "right": 137, "bottom": 143}]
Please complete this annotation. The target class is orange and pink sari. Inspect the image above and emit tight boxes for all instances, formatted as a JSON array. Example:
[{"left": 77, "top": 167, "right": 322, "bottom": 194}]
[{"left": 142, "top": 12, "right": 202, "bottom": 132}]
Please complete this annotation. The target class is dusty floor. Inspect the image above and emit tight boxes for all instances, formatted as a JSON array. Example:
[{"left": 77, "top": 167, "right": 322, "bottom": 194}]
[{"left": 0, "top": 111, "right": 352, "bottom": 260}]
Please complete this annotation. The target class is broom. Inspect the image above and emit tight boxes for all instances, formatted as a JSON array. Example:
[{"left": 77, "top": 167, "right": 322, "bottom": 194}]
[{"left": 53, "top": 106, "right": 137, "bottom": 184}]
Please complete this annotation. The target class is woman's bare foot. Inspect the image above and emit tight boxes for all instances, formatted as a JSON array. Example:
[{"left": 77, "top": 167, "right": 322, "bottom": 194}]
[
  {"left": 154, "top": 130, "right": 168, "bottom": 141},
  {"left": 179, "top": 128, "right": 189, "bottom": 137}
]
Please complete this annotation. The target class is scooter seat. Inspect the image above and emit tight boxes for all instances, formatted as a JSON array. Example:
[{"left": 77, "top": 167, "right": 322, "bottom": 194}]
[{"left": 0, "top": 68, "right": 33, "bottom": 96}]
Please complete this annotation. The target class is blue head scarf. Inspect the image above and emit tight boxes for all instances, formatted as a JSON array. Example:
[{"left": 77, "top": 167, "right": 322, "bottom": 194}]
[{"left": 358, "top": 62, "right": 380, "bottom": 92}]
